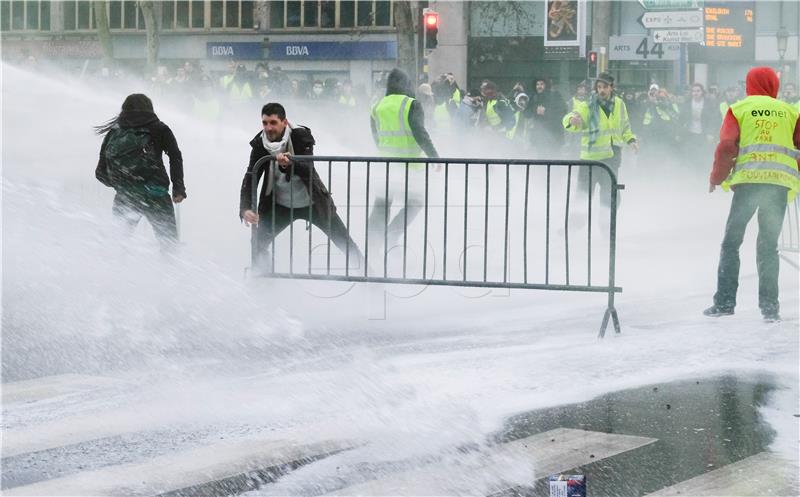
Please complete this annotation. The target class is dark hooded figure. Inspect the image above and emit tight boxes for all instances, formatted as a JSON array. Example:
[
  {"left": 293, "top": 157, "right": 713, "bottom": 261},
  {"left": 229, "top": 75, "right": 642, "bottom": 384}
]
[
  {"left": 95, "top": 93, "right": 185, "bottom": 250},
  {"left": 525, "top": 77, "right": 567, "bottom": 154},
  {"left": 705, "top": 67, "right": 800, "bottom": 322}
]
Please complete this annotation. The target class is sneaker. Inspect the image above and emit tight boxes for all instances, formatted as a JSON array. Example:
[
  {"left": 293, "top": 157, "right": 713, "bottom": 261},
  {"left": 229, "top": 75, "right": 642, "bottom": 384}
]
[
  {"left": 762, "top": 311, "right": 781, "bottom": 323},
  {"left": 703, "top": 305, "right": 734, "bottom": 317}
]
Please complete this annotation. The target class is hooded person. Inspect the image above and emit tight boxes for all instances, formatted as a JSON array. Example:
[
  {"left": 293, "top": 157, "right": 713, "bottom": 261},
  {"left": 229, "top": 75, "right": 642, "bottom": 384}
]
[
  {"left": 704, "top": 67, "right": 800, "bottom": 322},
  {"left": 368, "top": 68, "right": 439, "bottom": 267},
  {"left": 95, "top": 93, "right": 185, "bottom": 251}
]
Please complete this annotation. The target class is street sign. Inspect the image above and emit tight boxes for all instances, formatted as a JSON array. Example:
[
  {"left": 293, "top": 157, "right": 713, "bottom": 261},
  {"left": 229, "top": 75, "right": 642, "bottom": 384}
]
[
  {"left": 609, "top": 35, "right": 680, "bottom": 61},
  {"left": 638, "top": 10, "right": 704, "bottom": 29},
  {"left": 652, "top": 28, "right": 704, "bottom": 43},
  {"left": 638, "top": 0, "right": 703, "bottom": 10}
]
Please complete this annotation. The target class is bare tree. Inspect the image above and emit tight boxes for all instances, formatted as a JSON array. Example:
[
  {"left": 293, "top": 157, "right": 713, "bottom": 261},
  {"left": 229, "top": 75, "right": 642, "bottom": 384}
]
[
  {"left": 393, "top": 1, "right": 417, "bottom": 84},
  {"left": 93, "top": 1, "right": 114, "bottom": 64},
  {"left": 138, "top": 1, "right": 159, "bottom": 74}
]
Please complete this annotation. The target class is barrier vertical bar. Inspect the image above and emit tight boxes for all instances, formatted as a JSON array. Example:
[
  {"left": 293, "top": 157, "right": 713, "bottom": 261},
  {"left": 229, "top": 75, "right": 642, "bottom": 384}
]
[
  {"left": 545, "top": 165, "right": 551, "bottom": 284},
  {"left": 384, "top": 161, "right": 390, "bottom": 278},
  {"left": 483, "top": 163, "right": 489, "bottom": 283},
  {"left": 503, "top": 163, "right": 510, "bottom": 283},
  {"left": 565, "top": 165, "right": 572, "bottom": 286},
  {"left": 403, "top": 161, "right": 409, "bottom": 279},
  {"left": 587, "top": 165, "right": 593, "bottom": 285},
  {"left": 443, "top": 161, "right": 449, "bottom": 280},
  {"left": 463, "top": 163, "right": 469, "bottom": 281},
  {"left": 346, "top": 160, "right": 351, "bottom": 276},
  {"left": 523, "top": 164, "right": 530, "bottom": 284}
]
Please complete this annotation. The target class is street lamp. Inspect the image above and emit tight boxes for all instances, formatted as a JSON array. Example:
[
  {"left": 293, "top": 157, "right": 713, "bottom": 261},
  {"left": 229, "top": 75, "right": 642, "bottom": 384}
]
[{"left": 776, "top": 26, "right": 789, "bottom": 61}]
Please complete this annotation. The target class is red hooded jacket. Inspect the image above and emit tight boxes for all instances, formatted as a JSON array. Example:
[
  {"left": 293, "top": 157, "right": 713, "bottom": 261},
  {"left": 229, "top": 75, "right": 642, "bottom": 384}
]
[{"left": 709, "top": 66, "right": 800, "bottom": 185}]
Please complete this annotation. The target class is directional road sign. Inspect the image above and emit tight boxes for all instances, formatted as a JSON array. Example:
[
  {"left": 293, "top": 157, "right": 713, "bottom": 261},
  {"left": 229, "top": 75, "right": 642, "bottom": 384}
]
[
  {"left": 638, "top": 10, "right": 704, "bottom": 29},
  {"left": 652, "top": 28, "right": 704, "bottom": 43}
]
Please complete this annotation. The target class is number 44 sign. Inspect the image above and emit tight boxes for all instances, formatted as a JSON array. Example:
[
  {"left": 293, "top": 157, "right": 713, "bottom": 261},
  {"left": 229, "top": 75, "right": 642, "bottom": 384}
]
[{"left": 609, "top": 35, "right": 680, "bottom": 61}]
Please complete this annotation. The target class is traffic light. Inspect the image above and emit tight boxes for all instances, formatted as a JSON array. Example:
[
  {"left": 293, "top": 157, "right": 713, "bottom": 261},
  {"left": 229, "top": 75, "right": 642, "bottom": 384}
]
[
  {"left": 587, "top": 51, "right": 598, "bottom": 78},
  {"left": 423, "top": 10, "right": 439, "bottom": 50}
]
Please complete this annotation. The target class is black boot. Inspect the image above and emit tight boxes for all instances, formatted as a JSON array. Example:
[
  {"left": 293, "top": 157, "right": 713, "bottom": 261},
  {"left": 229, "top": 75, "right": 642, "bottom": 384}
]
[{"left": 703, "top": 305, "right": 734, "bottom": 317}]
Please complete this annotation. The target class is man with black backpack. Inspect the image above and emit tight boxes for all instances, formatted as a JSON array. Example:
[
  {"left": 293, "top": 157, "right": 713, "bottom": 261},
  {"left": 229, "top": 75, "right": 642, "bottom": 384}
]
[{"left": 95, "top": 94, "right": 185, "bottom": 250}]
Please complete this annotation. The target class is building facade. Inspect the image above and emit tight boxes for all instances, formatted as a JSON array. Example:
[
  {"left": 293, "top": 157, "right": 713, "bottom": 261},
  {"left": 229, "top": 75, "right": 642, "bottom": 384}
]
[{"left": 1, "top": 0, "right": 401, "bottom": 94}]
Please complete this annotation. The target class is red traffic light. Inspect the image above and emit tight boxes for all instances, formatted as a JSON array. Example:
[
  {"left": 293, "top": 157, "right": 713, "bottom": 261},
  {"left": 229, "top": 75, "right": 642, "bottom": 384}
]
[
  {"left": 588, "top": 51, "right": 598, "bottom": 63},
  {"left": 425, "top": 12, "right": 439, "bottom": 27}
]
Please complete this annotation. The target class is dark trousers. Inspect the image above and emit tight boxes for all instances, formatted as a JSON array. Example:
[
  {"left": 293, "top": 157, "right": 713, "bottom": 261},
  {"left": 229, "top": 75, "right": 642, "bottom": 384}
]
[
  {"left": 255, "top": 202, "right": 362, "bottom": 272},
  {"left": 713, "top": 184, "right": 788, "bottom": 314},
  {"left": 579, "top": 146, "right": 622, "bottom": 209},
  {"left": 113, "top": 191, "right": 177, "bottom": 250}
]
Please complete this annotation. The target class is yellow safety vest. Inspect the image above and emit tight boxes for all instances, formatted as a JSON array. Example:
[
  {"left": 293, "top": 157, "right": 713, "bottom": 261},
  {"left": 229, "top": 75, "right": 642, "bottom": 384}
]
[
  {"left": 571, "top": 96, "right": 585, "bottom": 111},
  {"left": 339, "top": 95, "right": 356, "bottom": 107},
  {"left": 433, "top": 102, "right": 451, "bottom": 130},
  {"left": 485, "top": 99, "right": 502, "bottom": 127},
  {"left": 723, "top": 95, "right": 800, "bottom": 198},
  {"left": 562, "top": 96, "right": 636, "bottom": 160},
  {"left": 371, "top": 94, "right": 423, "bottom": 158},
  {"left": 643, "top": 103, "right": 678, "bottom": 125},
  {"left": 506, "top": 111, "right": 524, "bottom": 140},
  {"left": 451, "top": 87, "right": 462, "bottom": 106}
]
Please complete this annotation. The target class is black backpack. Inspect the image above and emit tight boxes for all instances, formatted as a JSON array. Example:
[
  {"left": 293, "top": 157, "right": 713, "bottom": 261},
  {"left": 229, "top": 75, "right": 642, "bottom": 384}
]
[{"left": 104, "top": 126, "right": 160, "bottom": 187}]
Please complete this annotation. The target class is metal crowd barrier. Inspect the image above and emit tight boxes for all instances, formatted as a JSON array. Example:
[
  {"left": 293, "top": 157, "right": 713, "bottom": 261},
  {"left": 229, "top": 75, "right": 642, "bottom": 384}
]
[
  {"left": 248, "top": 156, "right": 624, "bottom": 338},
  {"left": 778, "top": 197, "right": 799, "bottom": 269}
]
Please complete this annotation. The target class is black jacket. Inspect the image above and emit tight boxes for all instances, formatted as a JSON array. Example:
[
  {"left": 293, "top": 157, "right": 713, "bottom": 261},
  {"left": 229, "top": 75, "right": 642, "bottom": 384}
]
[
  {"left": 239, "top": 126, "right": 334, "bottom": 216},
  {"left": 95, "top": 112, "right": 185, "bottom": 196}
]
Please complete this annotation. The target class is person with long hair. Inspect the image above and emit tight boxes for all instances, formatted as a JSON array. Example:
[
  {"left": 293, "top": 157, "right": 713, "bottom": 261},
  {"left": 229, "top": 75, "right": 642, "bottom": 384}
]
[{"left": 94, "top": 93, "right": 185, "bottom": 250}]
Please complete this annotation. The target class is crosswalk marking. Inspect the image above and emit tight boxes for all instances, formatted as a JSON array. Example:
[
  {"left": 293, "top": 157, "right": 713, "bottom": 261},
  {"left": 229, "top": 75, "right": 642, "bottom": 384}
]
[
  {"left": 328, "top": 428, "right": 658, "bottom": 495},
  {"left": 4, "top": 438, "right": 357, "bottom": 496},
  {"left": 646, "top": 452, "right": 800, "bottom": 496},
  {"left": 2, "top": 374, "right": 124, "bottom": 404}
]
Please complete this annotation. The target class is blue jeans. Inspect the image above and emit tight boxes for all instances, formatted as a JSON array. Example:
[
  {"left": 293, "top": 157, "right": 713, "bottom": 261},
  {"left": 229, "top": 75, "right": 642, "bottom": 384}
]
[{"left": 713, "top": 184, "right": 788, "bottom": 314}]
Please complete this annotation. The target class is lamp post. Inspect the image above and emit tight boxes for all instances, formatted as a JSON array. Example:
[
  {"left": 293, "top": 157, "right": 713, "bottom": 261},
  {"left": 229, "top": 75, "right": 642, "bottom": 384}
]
[{"left": 776, "top": 25, "right": 789, "bottom": 68}]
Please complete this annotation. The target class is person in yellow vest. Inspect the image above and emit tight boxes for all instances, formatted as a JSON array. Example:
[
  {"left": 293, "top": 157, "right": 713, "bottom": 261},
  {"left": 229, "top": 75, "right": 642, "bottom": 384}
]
[
  {"left": 705, "top": 67, "right": 800, "bottom": 322},
  {"left": 507, "top": 92, "right": 529, "bottom": 143},
  {"left": 444, "top": 72, "right": 462, "bottom": 107},
  {"left": 570, "top": 81, "right": 588, "bottom": 111},
  {"left": 562, "top": 72, "right": 638, "bottom": 209},
  {"left": 338, "top": 80, "right": 357, "bottom": 107},
  {"left": 719, "top": 86, "right": 740, "bottom": 121},
  {"left": 641, "top": 84, "right": 679, "bottom": 161},
  {"left": 369, "top": 68, "right": 439, "bottom": 259},
  {"left": 479, "top": 80, "right": 515, "bottom": 135}
]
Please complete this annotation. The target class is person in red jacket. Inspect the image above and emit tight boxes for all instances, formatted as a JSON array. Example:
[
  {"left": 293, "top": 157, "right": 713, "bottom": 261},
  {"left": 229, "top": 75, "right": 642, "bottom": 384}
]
[{"left": 705, "top": 67, "right": 800, "bottom": 322}]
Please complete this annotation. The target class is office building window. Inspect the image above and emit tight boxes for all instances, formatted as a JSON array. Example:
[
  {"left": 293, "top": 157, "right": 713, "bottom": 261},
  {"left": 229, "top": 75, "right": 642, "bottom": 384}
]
[
  {"left": 269, "top": 0, "right": 392, "bottom": 29},
  {"left": 1, "top": 0, "right": 51, "bottom": 31},
  {"left": 61, "top": 0, "right": 95, "bottom": 30}
]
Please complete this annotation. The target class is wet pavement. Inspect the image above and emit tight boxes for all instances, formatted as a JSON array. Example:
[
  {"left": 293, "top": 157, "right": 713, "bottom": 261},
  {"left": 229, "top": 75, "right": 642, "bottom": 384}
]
[{"left": 497, "top": 374, "right": 796, "bottom": 496}]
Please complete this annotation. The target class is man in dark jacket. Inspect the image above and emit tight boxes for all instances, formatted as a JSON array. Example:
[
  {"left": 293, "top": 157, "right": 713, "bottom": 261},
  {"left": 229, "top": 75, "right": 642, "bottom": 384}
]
[
  {"left": 240, "top": 102, "right": 362, "bottom": 274},
  {"left": 95, "top": 93, "right": 185, "bottom": 250},
  {"left": 526, "top": 77, "right": 567, "bottom": 155}
]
